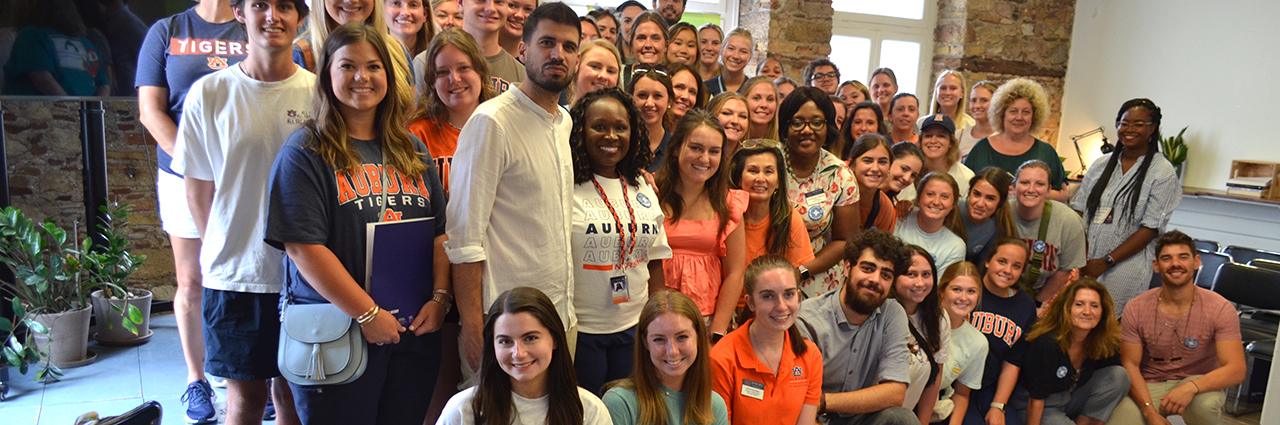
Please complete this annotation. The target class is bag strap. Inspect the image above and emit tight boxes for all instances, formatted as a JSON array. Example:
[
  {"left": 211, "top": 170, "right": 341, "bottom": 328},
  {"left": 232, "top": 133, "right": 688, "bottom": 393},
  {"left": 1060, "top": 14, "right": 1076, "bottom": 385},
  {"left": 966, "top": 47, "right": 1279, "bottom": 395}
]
[
  {"left": 1019, "top": 201, "right": 1053, "bottom": 296},
  {"left": 863, "top": 189, "right": 882, "bottom": 230},
  {"left": 906, "top": 318, "right": 941, "bottom": 385}
]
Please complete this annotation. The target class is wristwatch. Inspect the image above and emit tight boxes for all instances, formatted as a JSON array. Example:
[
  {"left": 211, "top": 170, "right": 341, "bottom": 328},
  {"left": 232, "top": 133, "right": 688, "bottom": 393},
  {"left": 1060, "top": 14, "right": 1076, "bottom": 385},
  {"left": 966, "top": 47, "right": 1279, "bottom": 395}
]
[
  {"left": 990, "top": 402, "right": 1006, "bottom": 411},
  {"left": 1104, "top": 255, "right": 1116, "bottom": 268},
  {"left": 798, "top": 265, "right": 812, "bottom": 281}
]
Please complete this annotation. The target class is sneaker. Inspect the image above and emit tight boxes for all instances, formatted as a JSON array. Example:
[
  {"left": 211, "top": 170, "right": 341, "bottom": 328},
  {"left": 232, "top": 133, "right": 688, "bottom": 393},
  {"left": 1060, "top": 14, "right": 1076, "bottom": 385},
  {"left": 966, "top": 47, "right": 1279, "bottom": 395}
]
[
  {"left": 209, "top": 375, "right": 228, "bottom": 388},
  {"left": 181, "top": 380, "right": 217, "bottom": 424}
]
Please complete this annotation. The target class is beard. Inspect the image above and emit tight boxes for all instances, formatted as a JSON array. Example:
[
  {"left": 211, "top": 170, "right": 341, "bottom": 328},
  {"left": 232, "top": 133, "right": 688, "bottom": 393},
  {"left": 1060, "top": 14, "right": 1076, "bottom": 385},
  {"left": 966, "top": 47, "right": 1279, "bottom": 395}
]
[
  {"left": 843, "top": 280, "right": 888, "bottom": 316},
  {"left": 528, "top": 61, "right": 574, "bottom": 93}
]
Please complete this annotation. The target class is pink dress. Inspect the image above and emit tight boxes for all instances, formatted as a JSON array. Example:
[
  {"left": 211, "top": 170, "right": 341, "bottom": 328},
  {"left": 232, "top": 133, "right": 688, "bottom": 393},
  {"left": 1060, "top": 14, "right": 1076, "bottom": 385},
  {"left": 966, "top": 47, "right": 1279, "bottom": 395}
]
[{"left": 662, "top": 190, "right": 749, "bottom": 315}]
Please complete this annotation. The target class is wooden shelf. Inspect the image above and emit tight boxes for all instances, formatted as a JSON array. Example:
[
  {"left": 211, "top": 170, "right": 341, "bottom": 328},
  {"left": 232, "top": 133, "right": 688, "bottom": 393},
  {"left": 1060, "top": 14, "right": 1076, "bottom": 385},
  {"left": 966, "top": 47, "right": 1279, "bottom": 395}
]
[{"left": 1183, "top": 186, "right": 1280, "bottom": 207}]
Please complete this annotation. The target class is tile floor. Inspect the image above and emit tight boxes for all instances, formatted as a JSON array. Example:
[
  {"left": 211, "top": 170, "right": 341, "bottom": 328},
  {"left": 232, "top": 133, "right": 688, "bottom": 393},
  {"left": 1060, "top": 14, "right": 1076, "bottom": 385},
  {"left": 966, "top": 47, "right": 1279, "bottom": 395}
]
[
  {"left": 0, "top": 313, "right": 1264, "bottom": 425},
  {"left": 0, "top": 314, "right": 234, "bottom": 425}
]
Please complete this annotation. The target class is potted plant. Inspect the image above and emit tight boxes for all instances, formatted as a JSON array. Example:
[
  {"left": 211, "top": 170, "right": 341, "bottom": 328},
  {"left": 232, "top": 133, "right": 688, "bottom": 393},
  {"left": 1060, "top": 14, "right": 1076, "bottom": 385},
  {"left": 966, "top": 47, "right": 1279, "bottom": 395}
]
[
  {"left": 1, "top": 298, "right": 62, "bottom": 385},
  {"left": 1162, "top": 126, "right": 1188, "bottom": 184},
  {"left": 0, "top": 206, "right": 94, "bottom": 370},
  {"left": 82, "top": 202, "right": 149, "bottom": 345}
]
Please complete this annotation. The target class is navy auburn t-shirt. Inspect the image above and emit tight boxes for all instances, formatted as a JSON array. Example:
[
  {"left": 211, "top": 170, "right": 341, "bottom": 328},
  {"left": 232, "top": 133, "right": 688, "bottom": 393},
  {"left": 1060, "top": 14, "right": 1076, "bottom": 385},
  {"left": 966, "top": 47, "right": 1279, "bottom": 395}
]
[
  {"left": 265, "top": 129, "right": 448, "bottom": 304},
  {"left": 970, "top": 284, "right": 1038, "bottom": 388},
  {"left": 135, "top": 8, "right": 248, "bottom": 176}
]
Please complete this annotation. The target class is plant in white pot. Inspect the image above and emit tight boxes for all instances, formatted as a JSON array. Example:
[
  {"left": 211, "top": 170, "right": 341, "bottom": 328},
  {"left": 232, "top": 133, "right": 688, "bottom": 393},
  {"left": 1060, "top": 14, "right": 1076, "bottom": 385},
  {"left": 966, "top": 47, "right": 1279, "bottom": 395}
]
[
  {"left": 0, "top": 206, "right": 92, "bottom": 373},
  {"left": 81, "top": 202, "right": 149, "bottom": 345}
]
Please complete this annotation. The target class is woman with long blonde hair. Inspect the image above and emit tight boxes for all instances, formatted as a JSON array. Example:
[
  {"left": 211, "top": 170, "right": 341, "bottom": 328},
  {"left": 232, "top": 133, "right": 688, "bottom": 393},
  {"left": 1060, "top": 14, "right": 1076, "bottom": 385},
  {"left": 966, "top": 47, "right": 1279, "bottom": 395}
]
[
  {"left": 409, "top": 28, "right": 495, "bottom": 193},
  {"left": 738, "top": 76, "right": 779, "bottom": 142},
  {"left": 602, "top": 291, "right": 728, "bottom": 425}
]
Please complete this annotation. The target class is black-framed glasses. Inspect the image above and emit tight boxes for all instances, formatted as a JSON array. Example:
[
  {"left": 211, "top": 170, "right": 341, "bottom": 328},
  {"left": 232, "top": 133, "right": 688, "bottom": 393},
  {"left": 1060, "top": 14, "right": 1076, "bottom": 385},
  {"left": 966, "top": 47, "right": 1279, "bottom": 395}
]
[
  {"left": 788, "top": 119, "right": 827, "bottom": 131},
  {"left": 812, "top": 71, "right": 838, "bottom": 81},
  {"left": 631, "top": 63, "right": 669, "bottom": 78}
]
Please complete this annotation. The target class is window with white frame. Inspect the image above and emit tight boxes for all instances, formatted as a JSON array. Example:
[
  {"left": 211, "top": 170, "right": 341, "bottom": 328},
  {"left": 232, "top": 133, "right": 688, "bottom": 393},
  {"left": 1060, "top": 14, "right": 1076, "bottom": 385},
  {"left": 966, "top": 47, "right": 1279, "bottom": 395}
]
[
  {"left": 559, "top": 0, "right": 739, "bottom": 30},
  {"left": 830, "top": 1, "right": 936, "bottom": 99}
]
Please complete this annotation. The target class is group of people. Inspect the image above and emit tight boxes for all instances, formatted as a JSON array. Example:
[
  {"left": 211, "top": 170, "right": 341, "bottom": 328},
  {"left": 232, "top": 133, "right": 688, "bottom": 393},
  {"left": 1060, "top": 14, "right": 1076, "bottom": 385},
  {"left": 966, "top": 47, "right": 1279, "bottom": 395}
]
[{"left": 132, "top": 1, "right": 1247, "bottom": 425}]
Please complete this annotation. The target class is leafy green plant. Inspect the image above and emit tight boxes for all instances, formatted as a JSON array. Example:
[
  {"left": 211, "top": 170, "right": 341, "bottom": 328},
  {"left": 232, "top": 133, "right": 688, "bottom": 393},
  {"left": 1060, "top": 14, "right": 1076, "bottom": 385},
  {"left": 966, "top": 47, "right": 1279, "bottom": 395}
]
[
  {"left": 1, "top": 298, "right": 62, "bottom": 381},
  {"left": 78, "top": 202, "right": 147, "bottom": 335},
  {"left": 1162, "top": 126, "right": 1188, "bottom": 166}
]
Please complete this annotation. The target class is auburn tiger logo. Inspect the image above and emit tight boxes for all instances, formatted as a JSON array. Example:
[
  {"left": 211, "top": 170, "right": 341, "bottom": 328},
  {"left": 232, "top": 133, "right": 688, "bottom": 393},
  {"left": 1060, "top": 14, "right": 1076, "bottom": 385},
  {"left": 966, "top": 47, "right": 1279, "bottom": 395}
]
[{"left": 207, "top": 57, "right": 229, "bottom": 70}]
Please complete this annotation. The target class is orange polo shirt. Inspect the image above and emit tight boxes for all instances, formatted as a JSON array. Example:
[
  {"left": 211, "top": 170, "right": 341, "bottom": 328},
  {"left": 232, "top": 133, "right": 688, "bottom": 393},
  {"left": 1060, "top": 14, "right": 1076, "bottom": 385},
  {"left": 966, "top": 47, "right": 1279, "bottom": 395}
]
[{"left": 710, "top": 319, "right": 823, "bottom": 425}]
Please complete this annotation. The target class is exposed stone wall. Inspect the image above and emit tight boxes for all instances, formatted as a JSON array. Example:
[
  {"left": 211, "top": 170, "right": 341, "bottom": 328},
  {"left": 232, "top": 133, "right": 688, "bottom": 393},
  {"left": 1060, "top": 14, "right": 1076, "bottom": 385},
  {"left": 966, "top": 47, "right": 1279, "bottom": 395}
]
[
  {"left": 2, "top": 100, "right": 174, "bottom": 298},
  {"left": 739, "top": 0, "right": 834, "bottom": 82},
  {"left": 929, "top": 0, "right": 1076, "bottom": 145}
]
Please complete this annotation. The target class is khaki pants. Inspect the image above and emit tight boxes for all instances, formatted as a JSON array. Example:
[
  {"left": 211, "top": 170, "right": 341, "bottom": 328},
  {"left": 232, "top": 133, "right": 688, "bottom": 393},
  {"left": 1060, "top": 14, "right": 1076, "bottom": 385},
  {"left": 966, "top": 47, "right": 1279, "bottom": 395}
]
[{"left": 1106, "top": 375, "right": 1224, "bottom": 425}]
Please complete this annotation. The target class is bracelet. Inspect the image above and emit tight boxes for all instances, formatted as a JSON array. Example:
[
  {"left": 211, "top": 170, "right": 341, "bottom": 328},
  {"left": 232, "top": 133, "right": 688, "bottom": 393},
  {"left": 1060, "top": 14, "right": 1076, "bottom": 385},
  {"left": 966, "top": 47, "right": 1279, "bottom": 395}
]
[
  {"left": 1189, "top": 380, "right": 1201, "bottom": 393},
  {"left": 356, "top": 305, "right": 380, "bottom": 325},
  {"left": 431, "top": 292, "right": 453, "bottom": 313},
  {"left": 819, "top": 393, "right": 827, "bottom": 413},
  {"left": 433, "top": 289, "right": 454, "bottom": 300}
]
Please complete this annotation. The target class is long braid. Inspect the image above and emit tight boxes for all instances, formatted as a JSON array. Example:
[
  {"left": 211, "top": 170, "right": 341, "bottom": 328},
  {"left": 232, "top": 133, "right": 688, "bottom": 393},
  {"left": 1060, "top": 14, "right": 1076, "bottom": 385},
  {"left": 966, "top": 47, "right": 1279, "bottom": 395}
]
[{"left": 1085, "top": 99, "right": 1162, "bottom": 223}]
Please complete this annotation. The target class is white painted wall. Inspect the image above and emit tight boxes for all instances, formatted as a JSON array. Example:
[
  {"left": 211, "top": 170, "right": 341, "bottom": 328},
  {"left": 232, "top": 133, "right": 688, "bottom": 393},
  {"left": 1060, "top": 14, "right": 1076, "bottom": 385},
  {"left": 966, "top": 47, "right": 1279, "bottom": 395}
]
[{"left": 1057, "top": 0, "right": 1280, "bottom": 189}]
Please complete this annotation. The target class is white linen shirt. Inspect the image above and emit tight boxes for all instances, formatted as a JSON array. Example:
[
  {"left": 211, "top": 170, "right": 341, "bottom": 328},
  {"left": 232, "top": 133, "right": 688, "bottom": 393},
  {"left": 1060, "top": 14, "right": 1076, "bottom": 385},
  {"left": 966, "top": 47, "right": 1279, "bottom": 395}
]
[{"left": 444, "top": 87, "right": 576, "bottom": 329}]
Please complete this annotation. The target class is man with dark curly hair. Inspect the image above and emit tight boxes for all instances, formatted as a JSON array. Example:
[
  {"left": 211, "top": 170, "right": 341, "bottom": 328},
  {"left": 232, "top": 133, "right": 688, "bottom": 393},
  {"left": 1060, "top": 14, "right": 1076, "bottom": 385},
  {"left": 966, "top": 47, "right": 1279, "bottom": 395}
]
[{"left": 796, "top": 229, "right": 918, "bottom": 425}]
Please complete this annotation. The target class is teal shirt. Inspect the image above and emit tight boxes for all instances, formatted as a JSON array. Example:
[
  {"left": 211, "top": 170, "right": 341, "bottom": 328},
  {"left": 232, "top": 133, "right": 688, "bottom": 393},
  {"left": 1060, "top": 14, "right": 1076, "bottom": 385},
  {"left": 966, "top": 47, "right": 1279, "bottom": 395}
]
[
  {"left": 4, "top": 26, "right": 110, "bottom": 95},
  {"left": 602, "top": 384, "right": 729, "bottom": 425},
  {"left": 962, "top": 137, "right": 1068, "bottom": 190}
]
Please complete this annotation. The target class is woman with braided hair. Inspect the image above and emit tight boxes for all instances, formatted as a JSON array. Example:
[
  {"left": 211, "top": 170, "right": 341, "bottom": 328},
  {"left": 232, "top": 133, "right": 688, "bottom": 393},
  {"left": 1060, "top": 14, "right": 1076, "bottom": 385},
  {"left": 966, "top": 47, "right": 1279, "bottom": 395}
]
[{"left": 1069, "top": 99, "right": 1181, "bottom": 315}]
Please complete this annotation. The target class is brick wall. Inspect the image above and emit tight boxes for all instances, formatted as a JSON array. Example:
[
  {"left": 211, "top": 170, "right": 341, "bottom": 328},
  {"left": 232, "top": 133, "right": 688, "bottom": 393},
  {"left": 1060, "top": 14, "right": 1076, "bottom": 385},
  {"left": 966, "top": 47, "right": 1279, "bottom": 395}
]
[
  {"left": 739, "top": 0, "right": 834, "bottom": 82},
  {"left": 2, "top": 100, "right": 174, "bottom": 299}
]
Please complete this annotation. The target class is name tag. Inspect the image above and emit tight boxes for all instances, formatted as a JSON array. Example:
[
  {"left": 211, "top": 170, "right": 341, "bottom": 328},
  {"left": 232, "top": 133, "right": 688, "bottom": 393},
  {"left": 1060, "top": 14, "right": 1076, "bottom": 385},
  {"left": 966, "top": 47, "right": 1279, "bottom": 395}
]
[
  {"left": 804, "top": 189, "right": 827, "bottom": 206},
  {"left": 741, "top": 379, "right": 765, "bottom": 400},
  {"left": 610, "top": 275, "right": 630, "bottom": 304},
  {"left": 1093, "top": 207, "right": 1112, "bottom": 225}
]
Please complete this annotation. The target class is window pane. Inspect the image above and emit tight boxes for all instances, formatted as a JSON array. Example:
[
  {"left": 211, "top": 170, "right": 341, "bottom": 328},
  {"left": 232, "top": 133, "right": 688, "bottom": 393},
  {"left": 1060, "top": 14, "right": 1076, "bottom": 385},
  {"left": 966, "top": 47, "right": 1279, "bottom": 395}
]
[
  {"left": 834, "top": 0, "right": 924, "bottom": 20},
  {"left": 878, "top": 39, "right": 921, "bottom": 96},
  {"left": 829, "top": 35, "right": 871, "bottom": 85}
]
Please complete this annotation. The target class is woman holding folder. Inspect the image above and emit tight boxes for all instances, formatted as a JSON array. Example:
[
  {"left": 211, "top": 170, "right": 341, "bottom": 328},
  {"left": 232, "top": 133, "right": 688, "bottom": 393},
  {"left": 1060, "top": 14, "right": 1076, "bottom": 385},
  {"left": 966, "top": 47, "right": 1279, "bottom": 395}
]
[{"left": 265, "top": 23, "right": 450, "bottom": 425}]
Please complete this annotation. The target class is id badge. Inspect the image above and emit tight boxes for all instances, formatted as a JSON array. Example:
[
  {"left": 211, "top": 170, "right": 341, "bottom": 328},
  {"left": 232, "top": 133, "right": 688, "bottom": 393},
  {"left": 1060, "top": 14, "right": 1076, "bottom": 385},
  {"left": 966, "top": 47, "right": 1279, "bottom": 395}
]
[
  {"left": 804, "top": 189, "right": 827, "bottom": 206},
  {"left": 741, "top": 379, "right": 765, "bottom": 400},
  {"left": 610, "top": 275, "right": 630, "bottom": 304},
  {"left": 1093, "top": 207, "right": 1112, "bottom": 225}
]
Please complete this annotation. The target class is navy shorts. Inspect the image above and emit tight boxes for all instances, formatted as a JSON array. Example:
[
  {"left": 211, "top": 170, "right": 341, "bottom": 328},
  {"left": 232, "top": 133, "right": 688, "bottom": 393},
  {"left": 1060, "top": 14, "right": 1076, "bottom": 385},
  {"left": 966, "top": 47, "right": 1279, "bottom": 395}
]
[{"left": 203, "top": 288, "right": 282, "bottom": 381}]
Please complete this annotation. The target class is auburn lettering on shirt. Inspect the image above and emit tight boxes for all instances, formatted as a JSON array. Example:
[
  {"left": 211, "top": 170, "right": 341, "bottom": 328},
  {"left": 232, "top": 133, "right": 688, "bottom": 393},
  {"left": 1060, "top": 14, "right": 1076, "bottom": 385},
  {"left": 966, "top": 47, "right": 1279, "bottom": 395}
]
[{"left": 971, "top": 311, "right": 1023, "bottom": 347}]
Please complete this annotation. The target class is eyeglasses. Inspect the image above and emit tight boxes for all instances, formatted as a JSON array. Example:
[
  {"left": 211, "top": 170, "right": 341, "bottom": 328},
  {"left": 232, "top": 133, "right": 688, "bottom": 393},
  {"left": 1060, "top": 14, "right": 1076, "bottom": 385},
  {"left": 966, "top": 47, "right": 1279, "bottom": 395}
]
[
  {"left": 631, "top": 64, "right": 669, "bottom": 78},
  {"left": 812, "top": 71, "right": 838, "bottom": 81},
  {"left": 740, "top": 139, "right": 782, "bottom": 149},
  {"left": 788, "top": 119, "right": 827, "bottom": 132},
  {"left": 1116, "top": 121, "right": 1153, "bottom": 130}
]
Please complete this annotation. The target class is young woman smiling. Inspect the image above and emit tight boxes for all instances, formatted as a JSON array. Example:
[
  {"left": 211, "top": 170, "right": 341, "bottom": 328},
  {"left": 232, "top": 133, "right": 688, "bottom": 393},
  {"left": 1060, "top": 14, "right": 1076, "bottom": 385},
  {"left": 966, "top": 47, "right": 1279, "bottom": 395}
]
[
  {"left": 430, "top": 0, "right": 461, "bottom": 30},
  {"left": 779, "top": 87, "right": 860, "bottom": 299},
  {"left": 882, "top": 141, "right": 924, "bottom": 202},
  {"left": 965, "top": 239, "right": 1036, "bottom": 425},
  {"left": 668, "top": 63, "right": 707, "bottom": 126},
  {"left": 409, "top": 28, "right": 495, "bottom": 194},
  {"left": 838, "top": 80, "right": 870, "bottom": 111},
  {"left": 888, "top": 93, "right": 921, "bottom": 144},
  {"left": 847, "top": 134, "right": 897, "bottom": 233},
  {"left": 920, "top": 70, "right": 972, "bottom": 135},
  {"left": 569, "top": 88, "right": 673, "bottom": 395},
  {"left": 958, "top": 81, "right": 997, "bottom": 158},
  {"left": 710, "top": 256, "right": 822, "bottom": 425},
  {"left": 730, "top": 140, "right": 816, "bottom": 270},
  {"left": 869, "top": 67, "right": 899, "bottom": 116},
  {"left": 739, "top": 76, "right": 779, "bottom": 142},
  {"left": 666, "top": 22, "right": 701, "bottom": 67},
  {"left": 1069, "top": 98, "right": 1181, "bottom": 314},
  {"left": 628, "top": 67, "right": 674, "bottom": 173},
  {"left": 656, "top": 110, "right": 748, "bottom": 338},
  {"left": 932, "top": 262, "right": 987, "bottom": 425},
  {"left": 755, "top": 57, "right": 784, "bottom": 80},
  {"left": 384, "top": 0, "right": 434, "bottom": 58},
  {"left": 1016, "top": 279, "right": 1129, "bottom": 425},
  {"left": 1010, "top": 160, "right": 1087, "bottom": 305},
  {"left": 267, "top": 23, "right": 449, "bottom": 424},
  {"left": 620, "top": 12, "right": 667, "bottom": 87},
  {"left": 601, "top": 291, "right": 729, "bottom": 425},
  {"left": 891, "top": 246, "right": 951, "bottom": 424},
  {"left": 437, "top": 287, "right": 612, "bottom": 425},
  {"left": 565, "top": 39, "right": 622, "bottom": 105},
  {"left": 835, "top": 101, "right": 887, "bottom": 162},
  {"left": 896, "top": 114, "right": 974, "bottom": 208},
  {"left": 893, "top": 172, "right": 967, "bottom": 275},
  {"left": 960, "top": 167, "right": 1017, "bottom": 265},
  {"left": 704, "top": 27, "right": 752, "bottom": 96},
  {"left": 697, "top": 23, "right": 724, "bottom": 81},
  {"left": 588, "top": 8, "right": 620, "bottom": 45},
  {"left": 962, "top": 78, "right": 1070, "bottom": 202},
  {"left": 708, "top": 92, "right": 750, "bottom": 155}
]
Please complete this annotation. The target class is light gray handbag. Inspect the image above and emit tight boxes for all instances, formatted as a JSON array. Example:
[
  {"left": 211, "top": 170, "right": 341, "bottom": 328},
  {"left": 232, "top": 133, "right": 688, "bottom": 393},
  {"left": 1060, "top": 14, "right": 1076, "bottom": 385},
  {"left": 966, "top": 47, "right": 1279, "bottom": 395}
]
[{"left": 277, "top": 302, "right": 368, "bottom": 385}]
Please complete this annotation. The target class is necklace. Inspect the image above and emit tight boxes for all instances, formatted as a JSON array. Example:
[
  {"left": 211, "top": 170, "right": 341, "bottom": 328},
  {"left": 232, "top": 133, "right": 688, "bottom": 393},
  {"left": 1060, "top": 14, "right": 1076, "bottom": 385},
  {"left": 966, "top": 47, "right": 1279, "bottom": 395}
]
[
  {"left": 748, "top": 324, "right": 782, "bottom": 373},
  {"left": 1156, "top": 289, "right": 1194, "bottom": 329}
]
